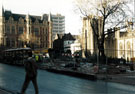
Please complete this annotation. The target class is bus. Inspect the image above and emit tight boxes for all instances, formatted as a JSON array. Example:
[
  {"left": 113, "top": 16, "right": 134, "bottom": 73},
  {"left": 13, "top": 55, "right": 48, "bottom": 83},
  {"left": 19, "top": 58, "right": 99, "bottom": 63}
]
[{"left": 3, "top": 47, "right": 32, "bottom": 66}]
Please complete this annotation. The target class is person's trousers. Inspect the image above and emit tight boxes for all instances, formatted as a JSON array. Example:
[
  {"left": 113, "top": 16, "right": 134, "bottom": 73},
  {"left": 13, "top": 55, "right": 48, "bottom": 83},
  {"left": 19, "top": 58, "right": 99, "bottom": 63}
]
[{"left": 21, "top": 75, "right": 38, "bottom": 94}]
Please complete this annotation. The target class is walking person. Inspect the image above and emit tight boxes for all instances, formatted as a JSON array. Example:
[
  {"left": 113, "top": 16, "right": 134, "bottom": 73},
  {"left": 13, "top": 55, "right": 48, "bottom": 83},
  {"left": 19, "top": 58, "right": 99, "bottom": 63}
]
[
  {"left": 21, "top": 52, "right": 39, "bottom": 94},
  {"left": 35, "top": 55, "right": 39, "bottom": 63}
]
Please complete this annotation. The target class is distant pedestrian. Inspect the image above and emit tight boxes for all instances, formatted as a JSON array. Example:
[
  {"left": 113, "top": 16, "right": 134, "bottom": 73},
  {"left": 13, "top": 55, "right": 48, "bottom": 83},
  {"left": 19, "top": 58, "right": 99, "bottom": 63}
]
[
  {"left": 35, "top": 55, "right": 39, "bottom": 63},
  {"left": 21, "top": 52, "right": 38, "bottom": 94},
  {"left": 93, "top": 64, "right": 99, "bottom": 74}
]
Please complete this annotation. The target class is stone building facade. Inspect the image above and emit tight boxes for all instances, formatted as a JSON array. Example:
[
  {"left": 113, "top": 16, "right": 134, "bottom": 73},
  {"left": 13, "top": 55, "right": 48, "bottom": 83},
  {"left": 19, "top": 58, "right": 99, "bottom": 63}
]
[
  {"left": 114, "top": 29, "right": 135, "bottom": 60},
  {"left": 0, "top": 6, "right": 52, "bottom": 50},
  {"left": 81, "top": 16, "right": 98, "bottom": 58},
  {"left": 82, "top": 16, "right": 135, "bottom": 61}
]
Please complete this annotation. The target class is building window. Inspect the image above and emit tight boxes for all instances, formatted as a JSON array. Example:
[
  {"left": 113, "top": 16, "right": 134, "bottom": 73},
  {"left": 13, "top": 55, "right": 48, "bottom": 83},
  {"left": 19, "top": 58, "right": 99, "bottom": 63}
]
[
  {"left": 18, "top": 27, "right": 23, "bottom": 34},
  {"left": 59, "top": 24, "right": 63, "bottom": 27},
  {"left": 53, "top": 24, "right": 58, "bottom": 26},
  {"left": 6, "top": 38, "right": 10, "bottom": 47},
  {"left": 11, "top": 38, "right": 15, "bottom": 47},
  {"left": 46, "top": 42, "right": 48, "bottom": 48},
  {"left": 127, "top": 41, "right": 131, "bottom": 58},
  {"left": 6, "top": 25, "right": 10, "bottom": 34},
  {"left": 53, "top": 30, "right": 58, "bottom": 32},
  {"left": 42, "top": 28, "right": 44, "bottom": 34},
  {"left": 34, "top": 28, "right": 39, "bottom": 36},
  {"left": 0, "top": 25, "right": 2, "bottom": 33},
  {"left": 119, "top": 42, "right": 124, "bottom": 57},
  {"left": 18, "top": 41, "right": 24, "bottom": 47},
  {"left": 46, "top": 28, "right": 48, "bottom": 34},
  {"left": 12, "top": 26, "right": 15, "bottom": 34}
]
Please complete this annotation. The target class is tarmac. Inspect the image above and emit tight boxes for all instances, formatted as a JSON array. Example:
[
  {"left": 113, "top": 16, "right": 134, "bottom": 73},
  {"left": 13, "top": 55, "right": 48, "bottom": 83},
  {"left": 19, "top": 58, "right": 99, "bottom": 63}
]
[
  {"left": 0, "top": 67, "right": 135, "bottom": 94},
  {"left": 0, "top": 88, "right": 20, "bottom": 94},
  {"left": 0, "top": 89, "right": 12, "bottom": 94},
  {"left": 97, "top": 70, "right": 135, "bottom": 85}
]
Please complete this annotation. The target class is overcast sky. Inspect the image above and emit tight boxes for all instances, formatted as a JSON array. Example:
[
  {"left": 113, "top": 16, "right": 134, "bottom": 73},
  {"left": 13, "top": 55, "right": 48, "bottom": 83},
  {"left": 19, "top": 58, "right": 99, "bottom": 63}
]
[
  {"left": 0, "top": 0, "right": 82, "bottom": 35},
  {"left": 1, "top": 0, "right": 135, "bottom": 35}
]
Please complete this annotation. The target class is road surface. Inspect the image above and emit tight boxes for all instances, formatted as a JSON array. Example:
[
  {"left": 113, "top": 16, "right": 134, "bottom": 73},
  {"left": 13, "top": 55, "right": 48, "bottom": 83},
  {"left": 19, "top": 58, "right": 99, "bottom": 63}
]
[{"left": 0, "top": 63, "right": 135, "bottom": 94}]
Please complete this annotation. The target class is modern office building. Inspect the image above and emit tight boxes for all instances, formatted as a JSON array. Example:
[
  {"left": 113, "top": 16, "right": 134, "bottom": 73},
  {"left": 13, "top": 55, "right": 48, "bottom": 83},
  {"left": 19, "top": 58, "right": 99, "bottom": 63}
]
[
  {"left": 49, "top": 14, "right": 65, "bottom": 41},
  {"left": 0, "top": 6, "right": 52, "bottom": 50}
]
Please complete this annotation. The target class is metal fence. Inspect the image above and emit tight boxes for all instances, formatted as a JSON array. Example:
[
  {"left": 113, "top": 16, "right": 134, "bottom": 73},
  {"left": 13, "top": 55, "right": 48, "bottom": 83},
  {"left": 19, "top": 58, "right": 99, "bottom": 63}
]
[{"left": 83, "top": 49, "right": 135, "bottom": 63}]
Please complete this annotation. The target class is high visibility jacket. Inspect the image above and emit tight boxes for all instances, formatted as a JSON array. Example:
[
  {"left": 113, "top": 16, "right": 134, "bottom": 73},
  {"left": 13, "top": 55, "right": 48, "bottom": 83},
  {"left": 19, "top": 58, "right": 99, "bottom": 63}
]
[{"left": 35, "top": 55, "right": 39, "bottom": 61}]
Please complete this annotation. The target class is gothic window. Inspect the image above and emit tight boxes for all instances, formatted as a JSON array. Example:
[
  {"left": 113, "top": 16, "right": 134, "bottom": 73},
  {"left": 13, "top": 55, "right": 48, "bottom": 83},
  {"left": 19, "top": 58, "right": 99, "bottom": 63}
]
[
  {"left": 18, "top": 27, "right": 23, "bottom": 34},
  {"left": 127, "top": 41, "right": 131, "bottom": 57},
  {"left": 34, "top": 28, "right": 39, "bottom": 36},
  {"left": 6, "top": 25, "right": 10, "bottom": 34},
  {"left": 119, "top": 42, "right": 124, "bottom": 56},
  {"left": 35, "top": 19, "right": 39, "bottom": 24},
  {"left": 19, "top": 18, "right": 24, "bottom": 24},
  {"left": 12, "top": 26, "right": 15, "bottom": 34},
  {"left": 6, "top": 38, "right": 10, "bottom": 47},
  {"left": 46, "top": 28, "right": 48, "bottom": 34},
  {"left": 9, "top": 17, "right": 14, "bottom": 23}
]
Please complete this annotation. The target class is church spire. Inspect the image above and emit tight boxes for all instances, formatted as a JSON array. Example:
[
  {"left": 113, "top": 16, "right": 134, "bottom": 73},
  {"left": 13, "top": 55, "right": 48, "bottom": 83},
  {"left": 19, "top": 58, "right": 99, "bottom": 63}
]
[
  {"left": 48, "top": 12, "right": 52, "bottom": 22},
  {"left": 0, "top": 4, "right": 4, "bottom": 17}
]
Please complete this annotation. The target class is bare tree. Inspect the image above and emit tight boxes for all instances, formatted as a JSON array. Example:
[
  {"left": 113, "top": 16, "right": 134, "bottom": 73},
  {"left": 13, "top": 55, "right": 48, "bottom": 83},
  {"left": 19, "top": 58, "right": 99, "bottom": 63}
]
[
  {"left": 29, "top": 33, "right": 38, "bottom": 44},
  {"left": 18, "top": 32, "right": 28, "bottom": 47},
  {"left": 18, "top": 32, "right": 38, "bottom": 48},
  {"left": 75, "top": 0, "right": 131, "bottom": 57}
]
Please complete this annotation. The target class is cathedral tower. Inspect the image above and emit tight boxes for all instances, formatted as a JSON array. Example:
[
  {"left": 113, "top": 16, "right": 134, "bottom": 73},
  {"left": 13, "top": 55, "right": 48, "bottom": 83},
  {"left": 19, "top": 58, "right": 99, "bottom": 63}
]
[{"left": 0, "top": 5, "right": 4, "bottom": 45}]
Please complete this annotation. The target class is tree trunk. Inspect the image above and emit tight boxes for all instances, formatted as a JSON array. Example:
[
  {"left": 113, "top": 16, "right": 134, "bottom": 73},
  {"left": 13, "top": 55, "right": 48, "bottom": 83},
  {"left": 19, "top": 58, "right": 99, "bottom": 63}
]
[
  {"left": 98, "top": 40, "right": 106, "bottom": 64},
  {"left": 98, "top": 44, "right": 105, "bottom": 56}
]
